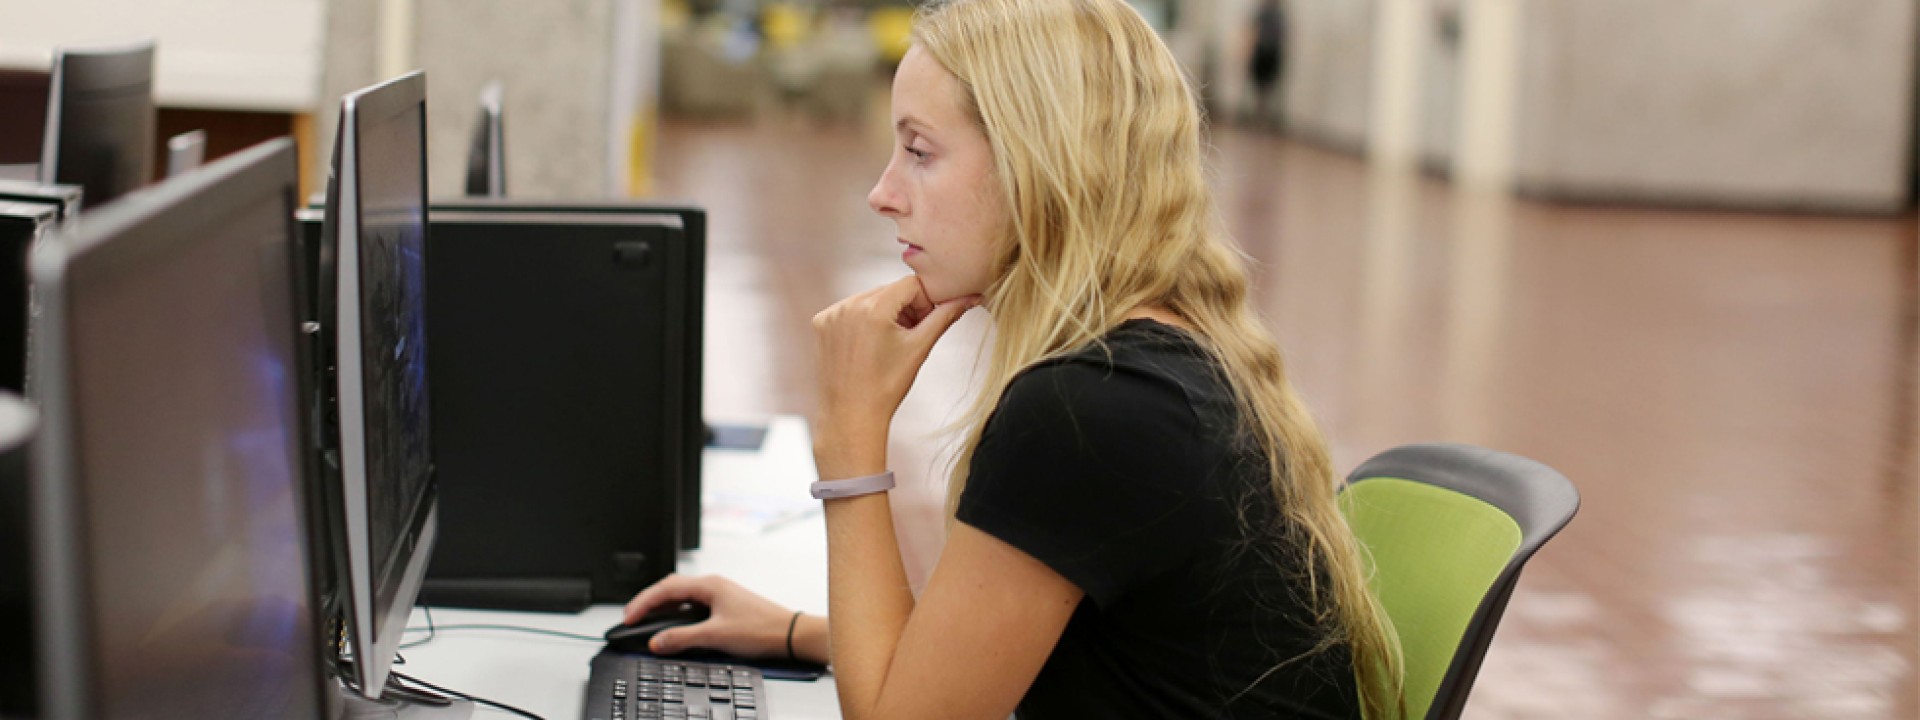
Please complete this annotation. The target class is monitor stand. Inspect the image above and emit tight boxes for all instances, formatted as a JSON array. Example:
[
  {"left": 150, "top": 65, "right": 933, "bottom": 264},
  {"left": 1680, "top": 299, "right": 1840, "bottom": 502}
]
[{"left": 331, "top": 680, "right": 475, "bottom": 719}]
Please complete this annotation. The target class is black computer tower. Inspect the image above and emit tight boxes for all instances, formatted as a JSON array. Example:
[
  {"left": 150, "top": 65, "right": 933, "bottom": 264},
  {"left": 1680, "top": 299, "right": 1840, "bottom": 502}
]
[
  {"left": 0, "top": 393, "right": 38, "bottom": 717},
  {"left": 0, "top": 179, "right": 82, "bottom": 223},
  {"left": 429, "top": 199, "right": 708, "bottom": 552}
]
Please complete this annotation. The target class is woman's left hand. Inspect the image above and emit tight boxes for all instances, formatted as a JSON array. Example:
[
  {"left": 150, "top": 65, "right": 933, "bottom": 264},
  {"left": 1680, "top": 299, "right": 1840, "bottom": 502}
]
[{"left": 810, "top": 276, "right": 979, "bottom": 465}]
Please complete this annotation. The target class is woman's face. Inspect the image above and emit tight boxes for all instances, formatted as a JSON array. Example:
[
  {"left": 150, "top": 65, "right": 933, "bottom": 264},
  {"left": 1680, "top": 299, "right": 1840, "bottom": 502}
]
[{"left": 868, "top": 46, "right": 1007, "bottom": 303}]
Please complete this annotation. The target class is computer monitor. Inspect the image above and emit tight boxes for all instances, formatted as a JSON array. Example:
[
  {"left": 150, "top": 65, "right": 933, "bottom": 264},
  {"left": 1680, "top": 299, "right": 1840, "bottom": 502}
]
[
  {"left": 25, "top": 138, "right": 328, "bottom": 719},
  {"left": 39, "top": 40, "right": 156, "bottom": 207},
  {"left": 463, "top": 82, "right": 505, "bottom": 198},
  {"left": 320, "top": 71, "right": 437, "bottom": 701},
  {"left": 0, "top": 393, "right": 37, "bottom": 718},
  {"left": 165, "top": 129, "right": 207, "bottom": 178}
]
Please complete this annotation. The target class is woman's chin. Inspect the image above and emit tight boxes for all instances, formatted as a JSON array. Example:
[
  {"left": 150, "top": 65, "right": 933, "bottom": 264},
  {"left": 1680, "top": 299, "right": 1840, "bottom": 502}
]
[
  {"left": 911, "top": 270, "right": 987, "bottom": 306},
  {"left": 912, "top": 273, "right": 951, "bottom": 302}
]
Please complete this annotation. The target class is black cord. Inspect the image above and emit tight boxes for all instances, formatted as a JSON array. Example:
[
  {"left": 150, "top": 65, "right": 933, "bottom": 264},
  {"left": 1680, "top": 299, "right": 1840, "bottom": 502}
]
[
  {"left": 399, "top": 605, "right": 436, "bottom": 649},
  {"left": 391, "top": 671, "right": 546, "bottom": 720},
  {"left": 402, "top": 624, "right": 604, "bottom": 643},
  {"left": 399, "top": 604, "right": 604, "bottom": 648}
]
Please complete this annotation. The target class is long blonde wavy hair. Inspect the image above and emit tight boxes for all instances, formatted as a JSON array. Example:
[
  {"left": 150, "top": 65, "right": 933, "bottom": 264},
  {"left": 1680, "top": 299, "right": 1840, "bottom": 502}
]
[{"left": 912, "top": 0, "right": 1403, "bottom": 716}]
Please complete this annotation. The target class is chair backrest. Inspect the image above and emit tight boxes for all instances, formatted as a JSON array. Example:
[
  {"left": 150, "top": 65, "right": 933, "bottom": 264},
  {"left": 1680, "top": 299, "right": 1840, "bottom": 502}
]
[{"left": 1339, "top": 443, "right": 1579, "bottom": 720}]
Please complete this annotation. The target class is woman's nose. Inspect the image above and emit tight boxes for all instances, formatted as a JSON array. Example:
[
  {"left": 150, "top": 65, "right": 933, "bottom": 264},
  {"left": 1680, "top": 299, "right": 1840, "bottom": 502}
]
[{"left": 868, "top": 168, "right": 904, "bottom": 217}]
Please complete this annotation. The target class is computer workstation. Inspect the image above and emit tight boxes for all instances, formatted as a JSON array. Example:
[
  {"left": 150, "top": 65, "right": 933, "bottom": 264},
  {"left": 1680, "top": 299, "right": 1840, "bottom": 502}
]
[
  {"left": 309, "top": 72, "right": 805, "bottom": 719},
  {"left": 3, "top": 62, "right": 813, "bottom": 718}
]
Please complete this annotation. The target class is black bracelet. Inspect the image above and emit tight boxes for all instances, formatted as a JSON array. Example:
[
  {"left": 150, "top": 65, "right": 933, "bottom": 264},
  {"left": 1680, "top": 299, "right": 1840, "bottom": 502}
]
[{"left": 785, "top": 611, "right": 802, "bottom": 662}]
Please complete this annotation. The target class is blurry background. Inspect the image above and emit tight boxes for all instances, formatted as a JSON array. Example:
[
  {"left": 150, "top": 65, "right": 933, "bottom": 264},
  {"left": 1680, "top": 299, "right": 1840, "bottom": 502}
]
[{"left": 2, "top": 0, "right": 1915, "bottom": 717}]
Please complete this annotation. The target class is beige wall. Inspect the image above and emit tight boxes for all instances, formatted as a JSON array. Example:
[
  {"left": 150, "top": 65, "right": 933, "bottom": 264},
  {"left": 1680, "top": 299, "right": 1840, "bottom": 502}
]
[
  {"left": 313, "top": 0, "right": 379, "bottom": 194},
  {"left": 413, "top": 0, "right": 620, "bottom": 199},
  {"left": 1512, "top": 0, "right": 1918, "bottom": 212},
  {"left": 1209, "top": 0, "right": 1918, "bottom": 211},
  {"left": 1280, "top": 0, "right": 1377, "bottom": 151},
  {"left": 317, "top": 0, "right": 638, "bottom": 199}
]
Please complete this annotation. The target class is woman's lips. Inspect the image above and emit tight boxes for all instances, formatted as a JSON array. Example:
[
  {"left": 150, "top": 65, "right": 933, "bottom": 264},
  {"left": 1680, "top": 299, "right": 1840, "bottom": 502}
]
[{"left": 900, "top": 240, "right": 923, "bottom": 260}]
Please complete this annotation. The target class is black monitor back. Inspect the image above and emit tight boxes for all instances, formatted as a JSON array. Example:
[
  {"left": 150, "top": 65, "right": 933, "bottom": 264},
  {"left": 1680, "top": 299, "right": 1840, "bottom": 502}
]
[
  {"left": 430, "top": 198, "right": 707, "bottom": 552},
  {"left": 0, "top": 202, "right": 55, "bottom": 395},
  {"left": 428, "top": 211, "right": 688, "bottom": 608}
]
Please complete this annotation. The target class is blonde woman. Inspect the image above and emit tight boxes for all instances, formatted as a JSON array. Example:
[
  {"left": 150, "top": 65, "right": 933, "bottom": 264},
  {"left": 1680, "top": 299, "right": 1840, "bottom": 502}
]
[{"left": 623, "top": 0, "right": 1403, "bottom": 717}]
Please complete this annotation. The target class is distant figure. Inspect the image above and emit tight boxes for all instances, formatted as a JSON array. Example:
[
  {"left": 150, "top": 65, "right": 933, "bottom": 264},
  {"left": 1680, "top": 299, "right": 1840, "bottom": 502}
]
[{"left": 1247, "top": 0, "right": 1287, "bottom": 128}]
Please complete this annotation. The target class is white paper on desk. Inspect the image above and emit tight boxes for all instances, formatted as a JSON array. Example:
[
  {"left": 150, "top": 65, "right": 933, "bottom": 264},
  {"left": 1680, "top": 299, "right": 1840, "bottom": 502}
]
[{"left": 703, "top": 492, "right": 822, "bottom": 536}]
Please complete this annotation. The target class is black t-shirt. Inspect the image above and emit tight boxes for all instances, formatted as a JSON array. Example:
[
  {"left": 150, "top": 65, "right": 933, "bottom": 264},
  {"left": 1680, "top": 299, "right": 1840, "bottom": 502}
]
[{"left": 955, "top": 319, "right": 1359, "bottom": 720}]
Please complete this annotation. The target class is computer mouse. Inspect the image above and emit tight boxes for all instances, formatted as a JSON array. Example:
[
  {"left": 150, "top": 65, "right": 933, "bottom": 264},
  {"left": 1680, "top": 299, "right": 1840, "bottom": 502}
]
[{"left": 605, "top": 600, "right": 712, "bottom": 653}]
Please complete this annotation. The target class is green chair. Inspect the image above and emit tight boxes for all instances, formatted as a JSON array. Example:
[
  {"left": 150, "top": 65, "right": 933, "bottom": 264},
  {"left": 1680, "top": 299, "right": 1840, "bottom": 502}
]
[{"left": 1340, "top": 444, "right": 1580, "bottom": 720}]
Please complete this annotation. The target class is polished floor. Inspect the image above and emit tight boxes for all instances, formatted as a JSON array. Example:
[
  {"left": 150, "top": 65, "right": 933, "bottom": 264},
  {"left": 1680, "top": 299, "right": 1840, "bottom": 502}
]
[{"left": 652, "top": 103, "right": 1920, "bottom": 718}]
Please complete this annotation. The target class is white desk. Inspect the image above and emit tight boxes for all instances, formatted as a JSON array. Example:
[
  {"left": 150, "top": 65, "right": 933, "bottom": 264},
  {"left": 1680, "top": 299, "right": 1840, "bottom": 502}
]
[{"left": 396, "top": 416, "right": 842, "bottom": 719}]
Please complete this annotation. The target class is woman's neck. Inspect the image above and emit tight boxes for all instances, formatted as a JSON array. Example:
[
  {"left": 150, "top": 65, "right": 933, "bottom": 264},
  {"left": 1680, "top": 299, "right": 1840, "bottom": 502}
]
[{"left": 1123, "top": 306, "right": 1192, "bottom": 332}]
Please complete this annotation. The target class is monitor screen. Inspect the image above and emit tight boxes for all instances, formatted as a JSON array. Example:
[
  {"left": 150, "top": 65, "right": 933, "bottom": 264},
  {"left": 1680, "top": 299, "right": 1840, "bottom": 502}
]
[
  {"left": 28, "top": 138, "right": 324, "bottom": 719},
  {"left": 355, "top": 97, "right": 432, "bottom": 608}
]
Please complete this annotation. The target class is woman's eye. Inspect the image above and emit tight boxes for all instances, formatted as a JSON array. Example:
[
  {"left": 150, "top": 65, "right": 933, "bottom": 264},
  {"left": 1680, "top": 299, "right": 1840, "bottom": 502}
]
[{"left": 906, "top": 146, "right": 929, "bottom": 161}]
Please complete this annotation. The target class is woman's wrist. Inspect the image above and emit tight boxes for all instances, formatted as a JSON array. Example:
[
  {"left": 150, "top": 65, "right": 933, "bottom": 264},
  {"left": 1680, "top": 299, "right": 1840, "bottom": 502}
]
[
  {"left": 783, "top": 612, "right": 831, "bottom": 666},
  {"left": 812, "top": 422, "right": 888, "bottom": 481}
]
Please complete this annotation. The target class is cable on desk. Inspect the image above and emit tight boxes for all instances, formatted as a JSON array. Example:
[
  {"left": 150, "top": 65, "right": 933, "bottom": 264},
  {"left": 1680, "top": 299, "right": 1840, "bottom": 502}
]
[
  {"left": 400, "top": 606, "right": 606, "bottom": 649},
  {"left": 392, "top": 670, "right": 546, "bottom": 720},
  {"left": 400, "top": 605, "right": 437, "bottom": 648}
]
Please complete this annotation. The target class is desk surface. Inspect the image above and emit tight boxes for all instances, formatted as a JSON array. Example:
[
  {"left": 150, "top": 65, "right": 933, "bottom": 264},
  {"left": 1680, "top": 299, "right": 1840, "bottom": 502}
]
[{"left": 397, "top": 416, "right": 842, "bottom": 719}]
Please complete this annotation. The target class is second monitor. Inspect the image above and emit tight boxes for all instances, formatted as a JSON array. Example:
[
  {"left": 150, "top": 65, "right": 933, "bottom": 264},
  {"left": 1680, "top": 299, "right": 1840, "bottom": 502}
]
[{"left": 312, "top": 70, "right": 445, "bottom": 706}]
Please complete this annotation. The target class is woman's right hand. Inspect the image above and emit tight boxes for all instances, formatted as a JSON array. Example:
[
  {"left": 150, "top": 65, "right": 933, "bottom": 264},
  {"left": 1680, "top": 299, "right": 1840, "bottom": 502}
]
[{"left": 622, "top": 574, "right": 800, "bottom": 660}]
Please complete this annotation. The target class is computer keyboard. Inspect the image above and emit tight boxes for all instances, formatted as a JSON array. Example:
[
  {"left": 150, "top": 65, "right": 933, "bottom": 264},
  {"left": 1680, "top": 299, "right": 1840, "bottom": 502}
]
[{"left": 585, "top": 651, "right": 767, "bottom": 720}]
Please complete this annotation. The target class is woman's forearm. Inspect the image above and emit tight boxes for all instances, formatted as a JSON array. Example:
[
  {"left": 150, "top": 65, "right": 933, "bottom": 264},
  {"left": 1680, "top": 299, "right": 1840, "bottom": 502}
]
[{"left": 815, "top": 429, "right": 915, "bottom": 718}]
